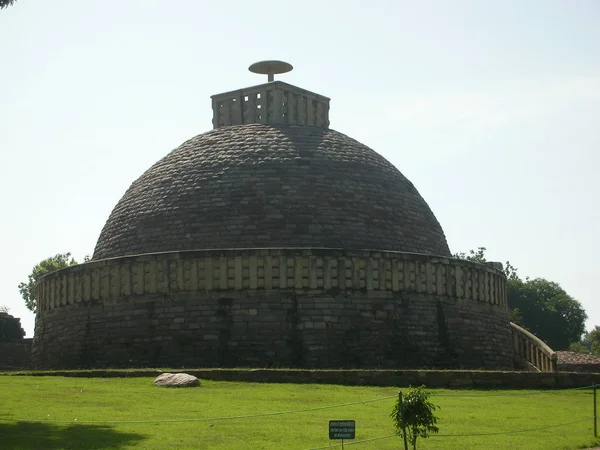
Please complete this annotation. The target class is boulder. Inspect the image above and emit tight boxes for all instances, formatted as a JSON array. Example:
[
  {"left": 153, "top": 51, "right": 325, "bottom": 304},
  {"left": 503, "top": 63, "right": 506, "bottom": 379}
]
[{"left": 153, "top": 372, "right": 200, "bottom": 387}]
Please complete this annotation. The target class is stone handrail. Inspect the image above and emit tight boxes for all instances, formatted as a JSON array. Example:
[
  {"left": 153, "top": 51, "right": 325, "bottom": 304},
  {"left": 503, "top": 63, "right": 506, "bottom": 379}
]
[
  {"left": 510, "top": 322, "right": 557, "bottom": 372},
  {"left": 36, "top": 248, "right": 508, "bottom": 312}
]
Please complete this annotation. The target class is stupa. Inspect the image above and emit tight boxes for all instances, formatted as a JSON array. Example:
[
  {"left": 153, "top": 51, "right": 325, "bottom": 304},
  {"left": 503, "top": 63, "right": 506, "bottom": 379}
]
[{"left": 32, "top": 61, "right": 515, "bottom": 370}]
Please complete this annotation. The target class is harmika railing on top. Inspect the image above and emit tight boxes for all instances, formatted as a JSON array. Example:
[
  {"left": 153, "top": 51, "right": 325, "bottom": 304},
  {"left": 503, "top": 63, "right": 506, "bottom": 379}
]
[{"left": 510, "top": 322, "right": 557, "bottom": 372}]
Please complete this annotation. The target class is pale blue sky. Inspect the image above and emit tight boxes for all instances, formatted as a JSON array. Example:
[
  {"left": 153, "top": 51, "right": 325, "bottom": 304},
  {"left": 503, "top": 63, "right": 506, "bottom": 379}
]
[{"left": 1, "top": 0, "right": 599, "bottom": 338}]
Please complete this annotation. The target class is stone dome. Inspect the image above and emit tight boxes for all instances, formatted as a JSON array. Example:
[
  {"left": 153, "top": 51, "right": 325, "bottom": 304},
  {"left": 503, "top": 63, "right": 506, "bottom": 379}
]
[{"left": 93, "top": 124, "right": 450, "bottom": 260}]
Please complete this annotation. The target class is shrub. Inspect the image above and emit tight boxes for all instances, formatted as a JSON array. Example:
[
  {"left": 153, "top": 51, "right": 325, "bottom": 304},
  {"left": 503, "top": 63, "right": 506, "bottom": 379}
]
[{"left": 391, "top": 385, "right": 440, "bottom": 450}]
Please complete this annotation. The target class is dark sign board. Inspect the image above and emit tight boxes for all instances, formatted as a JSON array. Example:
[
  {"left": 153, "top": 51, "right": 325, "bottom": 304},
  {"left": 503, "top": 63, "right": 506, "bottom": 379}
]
[{"left": 329, "top": 420, "right": 356, "bottom": 440}]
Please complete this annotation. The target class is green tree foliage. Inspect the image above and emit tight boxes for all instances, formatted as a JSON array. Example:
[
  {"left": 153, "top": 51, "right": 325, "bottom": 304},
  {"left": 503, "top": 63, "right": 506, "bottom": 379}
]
[
  {"left": 569, "top": 326, "right": 600, "bottom": 355},
  {"left": 508, "top": 277, "right": 586, "bottom": 350},
  {"left": 569, "top": 341, "right": 588, "bottom": 354},
  {"left": 583, "top": 327, "right": 600, "bottom": 355},
  {"left": 453, "top": 246, "right": 520, "bottom": 280},
  {"left": 18, "top": 253, "right": 78, "bottom": 312},
  {"left": 391, "top": 386, "right": 440, "bottom": 450},
  {"left": 0, "top": 305, "right": 9, "bottom": 313},
  {"left": 453, "top": 247, "right": 487, "bottom": 263},
  {"left": 0, "top": 0, "right": 16, "bottom": 9},
  {"left": 455, "top": 247, "right": 587, "bottom": 350}
]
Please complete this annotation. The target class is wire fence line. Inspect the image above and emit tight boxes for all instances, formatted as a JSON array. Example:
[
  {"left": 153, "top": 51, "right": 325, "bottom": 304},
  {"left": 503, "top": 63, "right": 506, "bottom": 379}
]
[
  {"left": 434, "top": 384, "right": 596, "bottom": 397},
  {"left": 1, "top": 384, "right": 595, "bottom": 449},
  {"left": 306, "top": 434, "right": 397, "bottom": 449},
  {"left": 432, "top": 417, "right": 593, "bottom": 437},
  {"left": 0, "top": 394, "right": 398, "bottom": 425},
  {"left": 0, "top": 385, "right": 593, "bottom": 425},
  {"left": 305, "top": 417, "right": 594, "bottom": 450}
]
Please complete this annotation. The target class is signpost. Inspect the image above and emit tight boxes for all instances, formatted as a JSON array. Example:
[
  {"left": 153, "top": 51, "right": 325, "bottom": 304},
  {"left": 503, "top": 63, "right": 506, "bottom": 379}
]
[{"left": 329, "top": 420, "right": 355, "bottom": 449}]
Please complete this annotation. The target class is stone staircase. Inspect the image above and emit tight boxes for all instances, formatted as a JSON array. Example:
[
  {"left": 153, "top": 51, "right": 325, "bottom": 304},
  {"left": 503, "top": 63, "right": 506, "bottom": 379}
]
[{"left": 511, "top": 322, "right": 557, "bottom": 372}]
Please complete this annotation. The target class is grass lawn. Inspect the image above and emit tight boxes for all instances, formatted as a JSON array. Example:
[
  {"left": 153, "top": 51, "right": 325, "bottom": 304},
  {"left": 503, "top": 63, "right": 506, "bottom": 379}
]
[{"left": 1, "top": 376, "right": 599, "bottom": 450}]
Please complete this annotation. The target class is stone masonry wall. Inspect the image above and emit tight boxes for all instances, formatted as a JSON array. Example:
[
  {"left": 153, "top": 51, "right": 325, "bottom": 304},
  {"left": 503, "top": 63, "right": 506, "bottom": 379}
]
[
  {"left": 0, "top": 339, "right": 32, "bottom": 370},
  {"left": 32, "top": 249, "right": 512, "bottom": 370}
]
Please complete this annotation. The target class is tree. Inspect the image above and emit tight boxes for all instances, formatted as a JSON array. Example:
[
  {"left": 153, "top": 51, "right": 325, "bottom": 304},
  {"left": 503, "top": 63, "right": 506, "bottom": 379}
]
[
  {"left": 570, "top": 326, "right": 600, "bottom": 355},
  {"left": 18, "top": 253, "right": 78, "bottom": 312},
  {"left": 0, "top": 0, "right": 16, "bottom": 9},
  {"left": 582, "top": 327, "right": 600, "bottom": 355},
  {"left": 455, "top": 247, "right": 587, "bottom": 350},
  {"left": 569, "top": 341, "right": 588, "bottom": 354},
  {"left": 453, "top": 246, "right": 520, "bottom": 280},
  {"left": 391, "top": 386, "right": 440, "bottom": 450},
  {"left": 508, "top": 277, "right": 586, "bottom": 350},
  {"left": 0, "top": 305, "right": 9, "bottom": 313}
]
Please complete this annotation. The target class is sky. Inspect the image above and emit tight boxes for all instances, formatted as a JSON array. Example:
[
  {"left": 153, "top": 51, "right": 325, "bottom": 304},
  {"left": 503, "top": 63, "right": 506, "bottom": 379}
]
[{"left": 0, "top": 0, "right": 599, "bottom": 338}]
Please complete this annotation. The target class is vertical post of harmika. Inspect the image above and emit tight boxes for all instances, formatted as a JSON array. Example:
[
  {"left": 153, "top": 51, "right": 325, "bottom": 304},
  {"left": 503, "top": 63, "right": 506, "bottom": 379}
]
[
  {"left": 594, "top": 383, "right": 597, "bottom": 438},
  {"left": 399, "top": 392, "right": 409, "bottom": 450}
]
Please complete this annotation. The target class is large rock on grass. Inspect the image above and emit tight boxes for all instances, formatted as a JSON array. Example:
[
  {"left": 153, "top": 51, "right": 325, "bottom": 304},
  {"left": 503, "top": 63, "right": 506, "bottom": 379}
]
[{"left": 153, "top": 373, "right": 200, "bottom": 387}]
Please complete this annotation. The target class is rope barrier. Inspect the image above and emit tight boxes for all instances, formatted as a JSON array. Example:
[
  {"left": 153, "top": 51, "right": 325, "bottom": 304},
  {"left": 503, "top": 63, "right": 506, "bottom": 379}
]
[
  {"left": 0, "top": 394, "right": 397, "bottom": 425},
  {"left": 1, "top": 384, "right": 594, "bottom": 448},
  {"left": 432, "top": 417, "right": 592, "bottom": 437},
  {"left": 0, "top": 386, "right": 592, "bottom": 425},
  {"left": 433, "top": 384, "right": 596, "bottom": 397},
  {"left": 306, "top": 434, "right": 397, "bottom": 449},
  {"left": 305, "top": 417, "right": 593, "bottom": 449}
]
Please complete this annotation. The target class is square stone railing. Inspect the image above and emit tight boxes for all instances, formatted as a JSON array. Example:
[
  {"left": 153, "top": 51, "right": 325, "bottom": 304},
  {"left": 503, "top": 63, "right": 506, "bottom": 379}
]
[{"left": 211, "top": 81, "right": 330, "bottom": 129}]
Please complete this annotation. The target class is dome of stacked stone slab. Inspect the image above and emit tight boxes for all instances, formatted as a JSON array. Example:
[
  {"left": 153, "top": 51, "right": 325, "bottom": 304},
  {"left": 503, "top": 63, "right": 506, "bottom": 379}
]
[
  {"left": 92, "top": 124, "right": 450, "bottom": 260},
  {"left": 31, "top": 61, "right": 528, "bottom": 371}
]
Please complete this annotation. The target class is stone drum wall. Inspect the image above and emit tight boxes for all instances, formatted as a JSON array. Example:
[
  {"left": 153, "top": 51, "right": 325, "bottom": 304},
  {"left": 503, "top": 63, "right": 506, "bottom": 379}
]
[{"left": 32, "top": 249, "right": 513, "bottom": 370}]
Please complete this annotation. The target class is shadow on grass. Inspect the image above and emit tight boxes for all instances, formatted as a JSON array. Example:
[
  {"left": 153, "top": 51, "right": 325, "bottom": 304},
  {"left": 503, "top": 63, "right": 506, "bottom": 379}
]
[{"left": 0, "top": 421, "right": 145, "bottom": 449}]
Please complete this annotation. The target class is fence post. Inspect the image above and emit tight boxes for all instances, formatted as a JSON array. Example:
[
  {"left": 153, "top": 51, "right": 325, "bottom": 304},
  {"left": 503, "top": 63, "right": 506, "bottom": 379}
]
[
  {"left": 594, "top": 383, "right": 597, "bottom": 438},
  {"left": 399, "top": 392, "right": 408, "bottom": 450}
]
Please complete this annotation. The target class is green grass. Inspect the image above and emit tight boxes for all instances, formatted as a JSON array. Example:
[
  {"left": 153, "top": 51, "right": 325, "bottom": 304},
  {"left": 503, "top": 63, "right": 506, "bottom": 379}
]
[{"left": 1, "top": 377, "right": 599, "bottom": 449}]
